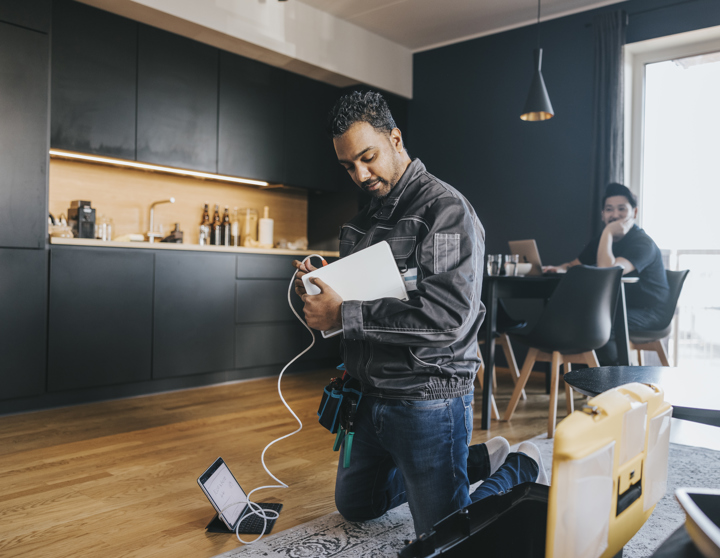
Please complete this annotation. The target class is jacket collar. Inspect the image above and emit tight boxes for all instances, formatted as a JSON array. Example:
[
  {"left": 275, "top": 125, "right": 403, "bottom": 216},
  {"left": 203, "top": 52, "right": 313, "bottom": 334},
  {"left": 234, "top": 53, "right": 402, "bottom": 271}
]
[{"left": 371, "top": 158, "right": 426, "bottom": 221}]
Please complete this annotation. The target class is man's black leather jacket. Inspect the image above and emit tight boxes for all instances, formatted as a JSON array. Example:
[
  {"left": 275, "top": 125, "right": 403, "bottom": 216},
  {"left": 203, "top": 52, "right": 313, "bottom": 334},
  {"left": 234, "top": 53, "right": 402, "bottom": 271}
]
[{"left": 340, "top": 159, "right": 486, "bottom": 400}]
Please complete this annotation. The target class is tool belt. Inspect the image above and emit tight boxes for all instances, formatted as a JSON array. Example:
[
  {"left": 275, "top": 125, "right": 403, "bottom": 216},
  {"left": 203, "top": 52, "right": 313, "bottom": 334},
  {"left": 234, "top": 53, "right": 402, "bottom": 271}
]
[{"left": 317, "top": 365, "right": 362, "bottom": 468}]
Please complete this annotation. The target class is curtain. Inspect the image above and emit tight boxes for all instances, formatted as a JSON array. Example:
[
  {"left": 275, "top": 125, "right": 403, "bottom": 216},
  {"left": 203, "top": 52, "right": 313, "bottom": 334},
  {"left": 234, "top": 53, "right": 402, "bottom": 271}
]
[{"left": 591, "top": 11, "right": 627, "bottom": 235}]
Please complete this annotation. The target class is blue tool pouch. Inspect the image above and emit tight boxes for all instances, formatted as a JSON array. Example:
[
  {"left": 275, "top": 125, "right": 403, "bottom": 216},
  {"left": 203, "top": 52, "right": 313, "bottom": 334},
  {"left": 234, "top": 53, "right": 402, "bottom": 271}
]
[{"left": 317, "top": 365, "right": 362, "bottom": 434}]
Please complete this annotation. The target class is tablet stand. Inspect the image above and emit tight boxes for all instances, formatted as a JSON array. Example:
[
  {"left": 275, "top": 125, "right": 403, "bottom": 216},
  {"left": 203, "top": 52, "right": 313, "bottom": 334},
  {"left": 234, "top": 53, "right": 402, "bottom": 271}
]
[{"left": 205, "top": 502, "right": 283, "bottom": 535}]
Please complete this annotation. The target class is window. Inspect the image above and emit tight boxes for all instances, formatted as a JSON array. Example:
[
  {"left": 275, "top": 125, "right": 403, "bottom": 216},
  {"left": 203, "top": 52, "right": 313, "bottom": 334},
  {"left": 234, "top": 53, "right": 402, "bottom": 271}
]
[{"left": 626, "top": 26, "right": 720, "bottom": 370}]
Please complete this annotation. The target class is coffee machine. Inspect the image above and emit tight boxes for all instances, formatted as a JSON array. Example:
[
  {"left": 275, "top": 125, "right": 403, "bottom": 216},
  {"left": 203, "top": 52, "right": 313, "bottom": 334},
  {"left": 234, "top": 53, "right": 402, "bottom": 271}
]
[{"left": 67, "top": 200, "right": 96, "bottom": 239}]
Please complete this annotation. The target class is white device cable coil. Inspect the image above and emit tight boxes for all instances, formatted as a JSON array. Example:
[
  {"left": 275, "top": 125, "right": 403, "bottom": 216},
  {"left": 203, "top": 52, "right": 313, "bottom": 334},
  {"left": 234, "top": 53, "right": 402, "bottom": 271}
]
[{"left": 218, "top": 254, "right": 326, "bottom": 545}]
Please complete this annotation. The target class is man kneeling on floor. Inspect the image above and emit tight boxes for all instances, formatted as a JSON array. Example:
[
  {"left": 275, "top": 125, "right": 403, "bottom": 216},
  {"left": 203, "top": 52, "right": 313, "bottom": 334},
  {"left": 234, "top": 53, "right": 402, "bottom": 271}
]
[{"left": 293, "top": 91, "right": 548, "bottom": 538}]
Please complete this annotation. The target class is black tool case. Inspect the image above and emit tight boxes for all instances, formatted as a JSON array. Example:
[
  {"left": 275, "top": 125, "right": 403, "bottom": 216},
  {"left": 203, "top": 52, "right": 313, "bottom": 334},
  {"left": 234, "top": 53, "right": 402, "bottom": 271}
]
[{"left": 399, "top": 482, "right": 549, "bottom": 558}]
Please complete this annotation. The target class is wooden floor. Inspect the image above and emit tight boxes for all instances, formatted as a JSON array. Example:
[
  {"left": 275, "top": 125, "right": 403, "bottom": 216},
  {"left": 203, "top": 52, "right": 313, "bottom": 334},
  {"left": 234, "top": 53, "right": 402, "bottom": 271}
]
[{"left": 0, "top": 367, "right": 576, "bottom": 557}]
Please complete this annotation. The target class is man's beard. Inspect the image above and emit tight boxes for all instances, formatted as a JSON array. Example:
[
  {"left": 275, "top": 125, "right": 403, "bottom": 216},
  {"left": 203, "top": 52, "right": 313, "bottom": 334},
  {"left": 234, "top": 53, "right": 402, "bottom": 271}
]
[
  {"left": 361, "top": 158, "right": 405, "bottom": 199},
  {"left": 361, "top": 177, "right": 391, "bottom": 198}
]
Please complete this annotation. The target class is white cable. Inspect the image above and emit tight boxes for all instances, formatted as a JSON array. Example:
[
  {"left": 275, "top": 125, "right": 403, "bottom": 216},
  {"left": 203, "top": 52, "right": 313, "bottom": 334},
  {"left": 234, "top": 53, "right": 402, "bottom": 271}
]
[{"left": 219, "top": 254, "right": 326, "bottom": 545}]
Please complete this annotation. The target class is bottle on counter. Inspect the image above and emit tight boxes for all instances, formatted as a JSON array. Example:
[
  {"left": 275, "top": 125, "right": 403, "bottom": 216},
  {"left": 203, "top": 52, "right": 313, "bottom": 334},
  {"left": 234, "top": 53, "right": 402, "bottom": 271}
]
[
  {"left": 258, "top": 206, "right": 274, "bottom": 248},
  {"left": 211, "top": 204, "right": 221, "bottom": 245},
  {"left": 199, "top": 203, "right": 211, "bottom": 245},
  {"left": 221, "top": 206, "right": 231, "bottom": 246},
  {"left": 230, "top": 207, "right": 240, "bottom": 247}
]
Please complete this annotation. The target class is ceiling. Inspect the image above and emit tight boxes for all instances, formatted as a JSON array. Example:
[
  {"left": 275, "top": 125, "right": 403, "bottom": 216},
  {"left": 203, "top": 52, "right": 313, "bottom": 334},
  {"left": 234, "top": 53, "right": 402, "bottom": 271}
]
[{"left": 297, "top": 0, "right": 625, "bottom": 51}]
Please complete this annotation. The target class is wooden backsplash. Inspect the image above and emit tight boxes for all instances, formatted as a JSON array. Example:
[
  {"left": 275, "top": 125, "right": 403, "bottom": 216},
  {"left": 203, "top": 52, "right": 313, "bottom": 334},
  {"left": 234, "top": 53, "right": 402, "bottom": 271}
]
[{"left": 49, "top": 159, "right": 308, "bottom": 245}]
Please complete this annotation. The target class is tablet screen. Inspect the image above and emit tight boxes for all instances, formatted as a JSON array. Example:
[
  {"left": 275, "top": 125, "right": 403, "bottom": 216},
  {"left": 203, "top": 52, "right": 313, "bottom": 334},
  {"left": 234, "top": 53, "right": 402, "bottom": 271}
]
[
  {"left": 690, "top": 493, "right": 720, "bottom": 528},
  {"left": 202, "top": 460, "right": 248, "bottom": 528}
]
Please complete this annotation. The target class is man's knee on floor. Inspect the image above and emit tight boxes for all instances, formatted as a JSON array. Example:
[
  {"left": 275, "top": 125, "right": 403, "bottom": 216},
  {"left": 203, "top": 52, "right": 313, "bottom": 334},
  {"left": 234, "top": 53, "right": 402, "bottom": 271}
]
[{"left": 335, "top": 493, "right": 386, "bottom": 522}]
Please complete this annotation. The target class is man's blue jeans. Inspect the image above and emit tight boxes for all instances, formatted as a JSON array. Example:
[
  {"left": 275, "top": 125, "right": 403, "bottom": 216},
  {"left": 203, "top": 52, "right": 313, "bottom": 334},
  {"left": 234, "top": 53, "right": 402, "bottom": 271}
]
[{"left": 334, "top": 393, "right": 539, "bottom": 536}]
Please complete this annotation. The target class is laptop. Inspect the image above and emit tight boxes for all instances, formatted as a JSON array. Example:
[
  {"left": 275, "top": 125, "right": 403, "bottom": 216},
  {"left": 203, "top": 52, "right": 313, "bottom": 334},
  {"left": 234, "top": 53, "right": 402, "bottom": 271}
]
[
  {"left": 508, "top": 239, "right": 544, "bottom": 276},
  {"left": 302, "top": 241, "right": 409, "bottom": 338},
  {"left": 197, "top": 457, "right": 283, "bottom": 534}
]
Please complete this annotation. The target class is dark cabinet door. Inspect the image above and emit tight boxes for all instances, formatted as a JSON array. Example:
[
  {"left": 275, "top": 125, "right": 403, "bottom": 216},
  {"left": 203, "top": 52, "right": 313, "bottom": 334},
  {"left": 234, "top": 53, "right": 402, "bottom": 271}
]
[
  {"left": 284, "top": 73, "right": 340, "bottom": 191},
  {"left": 137, "top": 25, "right": 218, "bottom": 172},
  {"left": 51, "top": 0, "right": 137, "bottom": 159},
  {"left": 218, "top": 53, "right": 285, "bottom": 183},
  {"left": 153, "top": 251, "right": 236, "bottom": 378},
  {"left": 47, "top": 247, "right": 154, "bottom": 391},
  {"left": 0, "top": 249, "right": 47, "bottom": 400},
  {"left": 0, "top": 0, "right": 50, "bottom": 32},
  {"left": 0, "top": 22, "right": 48, "bottom": 249}
]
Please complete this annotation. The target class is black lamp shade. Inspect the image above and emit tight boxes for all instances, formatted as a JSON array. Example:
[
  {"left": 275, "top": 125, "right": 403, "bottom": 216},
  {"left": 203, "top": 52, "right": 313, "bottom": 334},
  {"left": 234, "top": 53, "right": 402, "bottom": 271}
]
[{"left": 520, "top": 48, "right": 554, "bottom": 121}]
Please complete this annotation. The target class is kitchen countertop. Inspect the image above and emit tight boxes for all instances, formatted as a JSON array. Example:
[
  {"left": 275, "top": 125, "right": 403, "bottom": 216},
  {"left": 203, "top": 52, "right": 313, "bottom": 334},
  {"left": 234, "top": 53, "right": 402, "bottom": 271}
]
[{"left": 50, "top": 237, "right": 340, "bottom": 257}]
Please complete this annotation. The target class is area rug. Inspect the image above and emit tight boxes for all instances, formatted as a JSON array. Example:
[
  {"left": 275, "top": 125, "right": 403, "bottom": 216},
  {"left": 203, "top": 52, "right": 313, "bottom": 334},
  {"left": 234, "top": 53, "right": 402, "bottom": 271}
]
[{"left": 213, "top": 437, "right": 720, "bottom": 558}]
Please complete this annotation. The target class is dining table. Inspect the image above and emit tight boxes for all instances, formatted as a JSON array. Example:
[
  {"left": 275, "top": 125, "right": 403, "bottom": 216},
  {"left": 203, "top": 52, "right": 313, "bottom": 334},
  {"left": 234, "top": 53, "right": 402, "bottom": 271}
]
[{"left": 478, "top": 274, "right": 637, "bottom": 430}]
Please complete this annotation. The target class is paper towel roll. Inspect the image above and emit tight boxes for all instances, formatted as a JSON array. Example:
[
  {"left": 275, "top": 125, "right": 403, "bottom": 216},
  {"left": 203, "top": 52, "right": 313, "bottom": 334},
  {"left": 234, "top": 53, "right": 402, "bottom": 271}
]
[{"left": 258, "top": 206, "right": 274, "bottom": 248}]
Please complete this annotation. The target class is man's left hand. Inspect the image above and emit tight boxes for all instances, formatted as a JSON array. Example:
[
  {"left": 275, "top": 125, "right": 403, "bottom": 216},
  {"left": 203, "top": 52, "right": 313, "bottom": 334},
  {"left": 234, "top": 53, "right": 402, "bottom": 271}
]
[{"left": 302, "top": 278, "right": 343, "bottom": 331}]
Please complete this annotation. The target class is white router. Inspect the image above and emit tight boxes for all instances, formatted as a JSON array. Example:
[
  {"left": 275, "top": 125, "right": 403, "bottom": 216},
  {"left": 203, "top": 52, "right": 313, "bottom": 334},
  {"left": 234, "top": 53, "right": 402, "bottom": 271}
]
[{"left": 302, "top": 241, "right": 409, "bottom": 338}]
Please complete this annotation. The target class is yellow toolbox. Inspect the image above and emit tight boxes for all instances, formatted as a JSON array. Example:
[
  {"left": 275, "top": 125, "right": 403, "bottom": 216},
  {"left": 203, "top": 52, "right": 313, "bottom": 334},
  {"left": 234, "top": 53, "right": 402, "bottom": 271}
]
[{"left": 547, "top": 382, "right": 673, "bottom": 558}]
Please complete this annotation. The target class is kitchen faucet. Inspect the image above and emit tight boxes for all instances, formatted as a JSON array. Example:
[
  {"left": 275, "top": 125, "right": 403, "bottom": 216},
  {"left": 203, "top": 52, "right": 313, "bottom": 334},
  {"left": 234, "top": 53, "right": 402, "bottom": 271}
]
[{"left": 147, "top": 198, "right": 175, "bottom": 242}]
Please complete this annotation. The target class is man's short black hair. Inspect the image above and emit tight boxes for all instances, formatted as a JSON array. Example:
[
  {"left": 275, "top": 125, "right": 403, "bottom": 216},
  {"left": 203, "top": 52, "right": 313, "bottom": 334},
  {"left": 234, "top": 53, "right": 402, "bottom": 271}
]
[
  {"left": 603, "top": 182, "right": 637, "bottom": 209},
  {"left": 328, "top": 91, "right": 397, "bottom": 138}
]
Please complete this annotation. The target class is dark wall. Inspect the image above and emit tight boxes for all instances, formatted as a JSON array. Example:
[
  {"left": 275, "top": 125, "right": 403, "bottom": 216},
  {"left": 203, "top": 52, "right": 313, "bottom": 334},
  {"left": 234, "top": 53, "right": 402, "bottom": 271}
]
[{"left": 411, "top": 0, "right": 720, "bottom": 264}]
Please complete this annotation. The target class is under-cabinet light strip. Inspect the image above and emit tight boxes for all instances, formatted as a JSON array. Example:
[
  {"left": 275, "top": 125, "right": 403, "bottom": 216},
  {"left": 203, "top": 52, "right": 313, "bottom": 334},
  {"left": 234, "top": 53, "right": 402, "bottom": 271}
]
[{"left": 49, "top": 149, "right": 270, "bottom": 187}]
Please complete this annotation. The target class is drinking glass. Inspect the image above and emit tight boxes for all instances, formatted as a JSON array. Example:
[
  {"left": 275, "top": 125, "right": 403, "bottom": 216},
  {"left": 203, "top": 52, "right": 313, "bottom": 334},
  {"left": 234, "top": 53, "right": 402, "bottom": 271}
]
[
  {"left": 487, "top": 254, "right": 502, "bottom": 276},
  {"left": 504, "top": 254, "right": 519, "bottom": 276}
]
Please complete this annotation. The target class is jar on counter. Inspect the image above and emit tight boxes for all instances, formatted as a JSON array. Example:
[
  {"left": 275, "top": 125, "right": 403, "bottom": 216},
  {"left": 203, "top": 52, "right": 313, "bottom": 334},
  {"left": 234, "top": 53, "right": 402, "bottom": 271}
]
[
  {"left": 95, "top": 215, "right": 114, "bottom": 241},
  {"left": 240, "top": 208, "right": 258, "bottom": 246}
]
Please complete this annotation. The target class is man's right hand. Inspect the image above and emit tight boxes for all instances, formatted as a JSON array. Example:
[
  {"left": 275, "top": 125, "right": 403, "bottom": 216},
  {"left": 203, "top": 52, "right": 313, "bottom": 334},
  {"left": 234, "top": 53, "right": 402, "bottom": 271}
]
[
  {"left": 293, "top": 259, "right": 318, "bottom": 297},
  {"left": 542, "top": 265, "right": 564, "bottom": 274}
]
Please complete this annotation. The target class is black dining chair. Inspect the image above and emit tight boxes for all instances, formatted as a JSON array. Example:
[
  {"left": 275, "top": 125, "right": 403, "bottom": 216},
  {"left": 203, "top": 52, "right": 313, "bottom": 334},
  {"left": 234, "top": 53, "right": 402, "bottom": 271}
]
[
  {"left": 630, "top": 269, "right": 689, "bottom": 366},
  {"left": 502, "top": 265, "right": 623, "bottom": 438}
]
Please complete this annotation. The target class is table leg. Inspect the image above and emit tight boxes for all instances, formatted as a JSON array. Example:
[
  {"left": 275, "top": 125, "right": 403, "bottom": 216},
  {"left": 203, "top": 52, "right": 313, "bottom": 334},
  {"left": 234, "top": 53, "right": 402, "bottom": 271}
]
[
  {"left": 615, "top": 283, "right": 631, "bottom": 366},
  {"left": 481, "top": 281, "right": 498, "bottom": 430}
]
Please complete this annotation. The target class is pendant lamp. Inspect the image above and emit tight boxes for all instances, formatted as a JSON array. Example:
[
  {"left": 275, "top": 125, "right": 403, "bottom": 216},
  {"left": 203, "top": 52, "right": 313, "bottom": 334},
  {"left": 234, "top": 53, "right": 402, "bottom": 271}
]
[{"left": 520, "top": 0, "right": 554, "bottom": 121}]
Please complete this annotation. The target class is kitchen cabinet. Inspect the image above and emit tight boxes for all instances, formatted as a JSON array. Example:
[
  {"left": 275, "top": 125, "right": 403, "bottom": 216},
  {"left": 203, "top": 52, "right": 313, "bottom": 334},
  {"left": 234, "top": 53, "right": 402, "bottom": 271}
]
[
  {"left": 153, "top": 251, "right": 236, "bottom": 379},
  {"left": 235, "top": 323, "right": 311, "bottom": 369},
  {"left": 284, "top": 73, "right": 341, "bottom": 191},
  {"left": 0, "top": 0, "right": 50, "bottom": 33},
  {"left": 47, "top": 247, "right": 154, "bottom": 391},
  {"left": 51, "top": 0, "right": 138, "bottom": 160},
  {"left": 235, "top": 253, "right": 340, "bottom": 366},
  {"left": 218, "top": 53, "right": 286, "bottom": 184},
  {"left": 137, "top": 25, "right": 218, "bottom": 172},
  {"left": 0, "top": 249, "right": 48, "bottom": 400},
  {"left": 0, "top": 21, "right": 49, "bottom": 249}
]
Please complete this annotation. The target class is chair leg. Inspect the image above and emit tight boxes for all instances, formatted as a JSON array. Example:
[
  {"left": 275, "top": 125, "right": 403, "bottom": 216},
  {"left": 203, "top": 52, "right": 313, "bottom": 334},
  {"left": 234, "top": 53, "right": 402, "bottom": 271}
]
[
  {"left": 585, "top": 351, "right": 601, "bottom": 369},
  {"left": 564, "top": 362, "right": 574, "bottom": 415},
  {"left": 653, "top": 340, "right": 670, "bottom": 366},
  {"left": 475, "top": 347, "right": 499, "bottom": 420},
  {"left": 500, "top": 334, "right": 526, "bottom": 400},
  {"left": 548, "top": 351, "right": 561, "bottom": 438},
  {"left": 637, "top": 349, "right": 644, "bottom": 366},
  {"left": 504, "top": 347, "right": 538, "bottom": 422}
]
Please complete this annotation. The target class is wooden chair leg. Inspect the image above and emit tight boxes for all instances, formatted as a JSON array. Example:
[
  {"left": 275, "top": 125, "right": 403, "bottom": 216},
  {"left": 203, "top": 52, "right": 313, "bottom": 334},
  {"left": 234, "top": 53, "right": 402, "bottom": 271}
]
[
  {"left": 585, "top": 351, "right": 601, "bottom": 369},
  {"left": 503, "top": 347, "right": 538, "bottom": 421},
  {"left": 564, "top": 362, "right": 574, "bottom": 415},
  {"left": 637, "top": 349, "right": 644, "bottom": 366},
  {"left": 500, "top": 334, "right": 526, "bottom": 400},
  {"left": 653, "top": 340, "right": 670, "bottom": 366},
  {"left": 475, "top": 347, "right": 499, "bottom": 420},
  {"left": 548, "top": 351, "right": 561, "bottom": 438}
]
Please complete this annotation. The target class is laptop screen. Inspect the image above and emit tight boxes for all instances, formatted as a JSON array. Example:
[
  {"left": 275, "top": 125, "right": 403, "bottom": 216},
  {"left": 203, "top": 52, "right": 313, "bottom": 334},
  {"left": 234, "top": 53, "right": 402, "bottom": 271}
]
[{"left": 202, "top": 461, "right": 248, "bottom": 527}]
